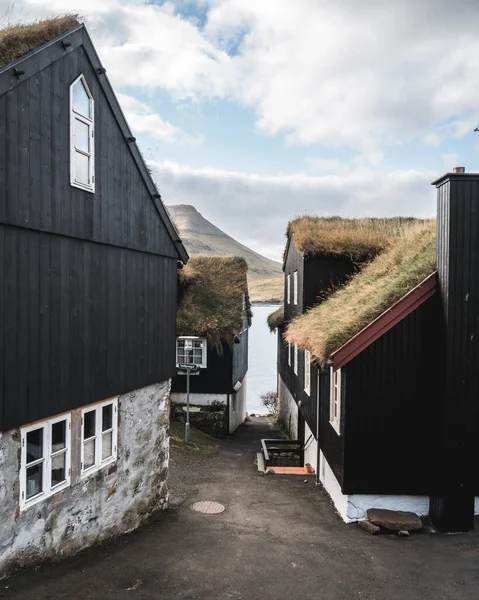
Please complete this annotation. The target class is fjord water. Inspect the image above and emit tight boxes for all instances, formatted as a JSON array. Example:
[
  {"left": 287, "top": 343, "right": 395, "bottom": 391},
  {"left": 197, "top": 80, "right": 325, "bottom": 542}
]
[{"left": 247, "top": 304, "right": 280, "bottom": 414}]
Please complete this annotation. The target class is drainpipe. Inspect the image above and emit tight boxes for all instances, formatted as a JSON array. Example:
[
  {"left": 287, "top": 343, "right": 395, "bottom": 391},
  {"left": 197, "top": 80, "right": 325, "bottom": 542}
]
[{"left": 315, "top": 367, "right": 320, "bottom": 486}]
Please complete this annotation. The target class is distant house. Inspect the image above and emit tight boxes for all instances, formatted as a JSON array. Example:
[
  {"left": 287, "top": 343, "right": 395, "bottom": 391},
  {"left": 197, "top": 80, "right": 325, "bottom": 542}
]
[
  {"left": 171, "top": 256, "right": 251, "bottom": 433},
  {"left": 0, "top": 17, "right": 188, "bottom": 578},
  {"left": 270, "top": 173, "right": 479, "bottom": 532}
]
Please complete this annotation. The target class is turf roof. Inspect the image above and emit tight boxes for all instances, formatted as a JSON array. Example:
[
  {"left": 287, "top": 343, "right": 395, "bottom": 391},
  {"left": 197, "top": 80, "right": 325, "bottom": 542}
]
[
  {"left": 177, "top": 256, "right": 249, "bottom": 351},
  {"left": 285, "top": 220, "right": 436, "bottom": 365},
  {"left": 267, "top": 305, "right": 284, "bottom": 332},
  {"left": 0, "top": 15, "right": 80, "bottom": 69},
  {"left": 286, "top": 216, "right": 423, "bottom": 261}
]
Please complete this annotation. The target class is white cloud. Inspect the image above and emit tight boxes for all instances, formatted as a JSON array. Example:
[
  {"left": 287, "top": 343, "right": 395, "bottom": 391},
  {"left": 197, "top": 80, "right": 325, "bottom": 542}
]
[
  {"left": 3, "top": 0, "right": 479, "bottom": 160},
  {"left": 151, "top": 160, "right": 436, "bottom": 261},
  {"left": 116, "top": 93, "right": 201, "bottom": 144}
]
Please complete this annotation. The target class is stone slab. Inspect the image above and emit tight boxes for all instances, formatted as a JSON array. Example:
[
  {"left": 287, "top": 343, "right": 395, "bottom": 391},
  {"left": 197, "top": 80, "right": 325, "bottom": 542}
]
[{"left": 367, "top": 508, "right": 422, "bottom": 531}]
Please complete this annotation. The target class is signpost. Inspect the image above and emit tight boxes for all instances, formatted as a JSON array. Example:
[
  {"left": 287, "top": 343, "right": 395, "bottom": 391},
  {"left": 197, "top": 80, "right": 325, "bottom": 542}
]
[{"left": 177, "top": 361, "right": 200, "bottom": 445}]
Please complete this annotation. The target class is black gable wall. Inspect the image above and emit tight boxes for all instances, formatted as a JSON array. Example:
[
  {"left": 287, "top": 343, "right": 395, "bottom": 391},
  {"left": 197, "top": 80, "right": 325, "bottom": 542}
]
[
  {"left": 0, "top": 40, "right": 181, "bottom": 431},
  {"left": 0, "top": 43, "right": 178, "bottom": 258}
]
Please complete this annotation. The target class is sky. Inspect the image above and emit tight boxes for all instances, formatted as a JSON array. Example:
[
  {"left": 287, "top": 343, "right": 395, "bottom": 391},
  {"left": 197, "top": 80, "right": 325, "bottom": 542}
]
[{"left": 2, "top": 0, "right": 479, "bottom": 261}]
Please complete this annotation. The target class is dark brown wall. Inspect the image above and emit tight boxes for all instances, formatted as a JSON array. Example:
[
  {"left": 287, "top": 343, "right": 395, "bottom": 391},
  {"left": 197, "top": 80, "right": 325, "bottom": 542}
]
[{"left": 171, "top": 343, "right": 234, "bottom": 395}]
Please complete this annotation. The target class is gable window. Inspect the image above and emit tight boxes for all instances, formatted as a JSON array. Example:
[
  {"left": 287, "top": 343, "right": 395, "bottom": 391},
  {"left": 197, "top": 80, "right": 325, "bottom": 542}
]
[
  {"left": 304, "top": 349, "right": 311, "bottom": 395},
  {"left": 81, "top": 399, "right": 118, "bottom": 475},
  {"left": 20, "top": 414, "right": 71, "bottom": 510},
  {"left": 288, "top": 341, "right": 292, "bottom": 366},
  {"left": 177, "top": 337, "right": 207, "bottom": 368},
  {"left": 70, "top": 75, "right": 95, "bottom": 192},
  {"left": 293, "top": 271, "right": 298, "bottom": 305},
  {"left": 330, "top": 367, "right": 341, "bottom": 434},
  {"left": 294, "top": 344, "right": 298, "bottom": 375},
  {"left": 287, "top": 274, "right": 291, "bottom": 304}
]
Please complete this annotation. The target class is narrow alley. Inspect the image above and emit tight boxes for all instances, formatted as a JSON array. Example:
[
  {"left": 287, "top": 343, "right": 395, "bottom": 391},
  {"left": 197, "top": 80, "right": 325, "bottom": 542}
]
[{"left": 3, "top": 418, "right": 479, "bottom": 600}]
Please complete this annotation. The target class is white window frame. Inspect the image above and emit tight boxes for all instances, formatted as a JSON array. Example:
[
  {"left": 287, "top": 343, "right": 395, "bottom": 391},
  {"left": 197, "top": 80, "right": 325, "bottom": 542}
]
[
  {"left": 287, "top": 274, "right": 291, "bottom": 304},
  {"left": 288, "top": 341, "right": 292, "bottom": 366},
  {"left": 70, "top": 74, "right": 95, "bottom": 193},
  {"left": 176, "top": 336, "right": 207, "bottom": 368},
  {"left": 330, "top": 367, "right": 341, "bottom": 434},
  {"left": 20, "top": 413, "right": 71, "bottom": 511},
  {"left": 293, "top": 271, "right": 298, "bottom": 305},
  {"left": 81, "top": 398, "right": 118, "bottom": 477},
  {"left": 304, "top": 349, "right": 311, "bottom": 395},
  {"left": 294, "top": 343, "right": 298, "bottom": 375}
]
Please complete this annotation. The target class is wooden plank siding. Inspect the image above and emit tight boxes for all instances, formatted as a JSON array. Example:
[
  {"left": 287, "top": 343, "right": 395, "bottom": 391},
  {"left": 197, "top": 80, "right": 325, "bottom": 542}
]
[
  {"left": 0, "top": 225, "right": 178, "bottom": 431},
  {"left": 0, "top": 38, "right": 183, "bottom": 431},
  {"left": 339, "top": 294, "right": 442, "bottom": 495},
  {"left": 0, "top": 44, "right": 178, "bottom": 259}
]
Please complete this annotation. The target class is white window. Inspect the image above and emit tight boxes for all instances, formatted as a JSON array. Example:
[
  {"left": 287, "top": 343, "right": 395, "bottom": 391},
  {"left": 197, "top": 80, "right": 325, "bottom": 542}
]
[
  {"left": 304, "top": 349, "right": 311, "bottom": 395},
  {"left": 330, "top": 367, "right": 341, "bottom": 434},
  {"left": 288, "top": 341, "right": 292, "bottom": 366},
  {"left": 287, "top": 274, "right": 291, "bottom": 304},
  {"left": 176, "top": 337, "right": 207, "bottom": 368},
  {"left": 294, "top": 343, "right": 298, "bottom": 375},
  {"left": 20, "top": 414, "right": 71, "bottom": 510},
  {"left": 70, "top": 75, "right": 95, "bottom": 192},
  {"left": 293, "top": 271, "right": 298, "bottom": 305},
  {"left": 81, "top": 398, "right": 118, "bottom": 476}
]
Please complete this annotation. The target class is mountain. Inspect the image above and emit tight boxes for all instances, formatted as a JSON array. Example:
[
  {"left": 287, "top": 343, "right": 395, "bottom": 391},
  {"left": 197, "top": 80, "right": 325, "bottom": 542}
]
[{"left": 167, "top": 204, "right": 283, "bottom": 303}]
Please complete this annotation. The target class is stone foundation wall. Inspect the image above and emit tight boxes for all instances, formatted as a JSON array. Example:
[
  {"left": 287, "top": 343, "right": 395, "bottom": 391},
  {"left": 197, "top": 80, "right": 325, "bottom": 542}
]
[
  {"left": 0, "top": 380, "right": 171, "bottom": 580},
  {"left": 278, "top": 374, "right": 298, "bottom": 439}
]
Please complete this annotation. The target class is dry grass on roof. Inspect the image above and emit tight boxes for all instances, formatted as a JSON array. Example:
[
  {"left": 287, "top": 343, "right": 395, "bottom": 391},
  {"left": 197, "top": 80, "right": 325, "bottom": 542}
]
[
  {"left": 267, "top": 305, "right": 284, "bottom": 332},
  {"left": 285, "top": 221, "right": 436, "bottom": 365},
  {"left": 0, "top": 15, "right": 80, "bottom": 69},
  {"left": 177, "top": 256, "right": 248, "bottom": 351},
  {"left": 286, "top": 216, "right": 423, "bottom": 261}
]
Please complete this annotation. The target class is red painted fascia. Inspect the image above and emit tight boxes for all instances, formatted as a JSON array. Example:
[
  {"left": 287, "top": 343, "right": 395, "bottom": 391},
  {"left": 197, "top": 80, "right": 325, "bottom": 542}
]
[{"left": 331, "top": 272, "right": 437, "bottom": 371}]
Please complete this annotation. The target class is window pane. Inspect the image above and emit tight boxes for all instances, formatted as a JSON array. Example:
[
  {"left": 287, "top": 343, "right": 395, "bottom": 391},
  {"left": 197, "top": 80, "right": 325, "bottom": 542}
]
[
  {"left": 102, "top": 405, "right": 112, "bottom": 432},
  {"left": 75, "top": 119, "right": 89, "bottom": 153},
  {"left": 83, "top": 439, "right": 96, "bottom": 469},
  {"left": 27, "top": 428, "right": 43, "bottom": 463},
  {"left": 75, "top": 152, "right": 90, "bottom": 184},
  {"left": 193, "top": 340, "right": 202, "bottom": 349},
  {"left": 51, "top": 452, "right": 66, "bottom": 487},
  {"left": 51, "top": 420, "right": 66, "bottom": 453},
  {"left": 26, "top": 463, "right": 43, "bottom": 499},
  {"left": 84, "top": 410, "right": 96, "bottom": 439},
  {"left": 73, "top": 79, "right": 91, "bottom": 118},
  {"left": 102, "top": 431, "right": 113, "bottom": 460}
]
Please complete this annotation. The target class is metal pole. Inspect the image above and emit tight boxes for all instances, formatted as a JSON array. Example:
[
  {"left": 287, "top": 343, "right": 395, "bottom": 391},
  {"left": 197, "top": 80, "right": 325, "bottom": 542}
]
[{"left": 185, "top": 351, "right": 191, "bottom": 445}]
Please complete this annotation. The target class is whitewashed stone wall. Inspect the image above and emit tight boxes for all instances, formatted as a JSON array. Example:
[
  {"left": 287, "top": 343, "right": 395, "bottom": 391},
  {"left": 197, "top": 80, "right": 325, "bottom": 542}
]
[
  {"left": 0, "top": 380, "right": 171, "bottom": 580},
  {"left": 229, "top": 374, "right": 247, "bottom": 433},
  {"left": 278, "top": 374, "right": 298, "bottom": 438}
]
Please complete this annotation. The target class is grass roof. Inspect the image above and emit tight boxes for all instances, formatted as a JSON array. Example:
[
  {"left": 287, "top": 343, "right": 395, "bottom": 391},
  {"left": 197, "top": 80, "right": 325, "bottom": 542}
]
[
  {"left": 286, "top": 216, "right": 423, "bottom": 261},
  {"left": 285, "top": 220, "right": 436, "bottom": 365},
  {"left": 267, "top": 305, "right": 284, "bottom": 332},
  {"left": 0, "top": 15, "right": 80, "bottom": 69},
  {"left": 177, "top": 256, "right": 249, "bottom": 351}
]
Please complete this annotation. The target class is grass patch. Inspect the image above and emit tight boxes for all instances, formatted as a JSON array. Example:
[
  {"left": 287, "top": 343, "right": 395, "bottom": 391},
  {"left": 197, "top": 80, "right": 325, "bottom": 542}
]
[
  {"left": 177, "top": 255, "right": 249, "bottom": 351},
  {"left": 285, "top": 221, "right": 436, "bottom": 365},
  {"left": 169, "top": 421, "right": 220, "bottom": 454},
  {"left": 267, "top": 305, "right": 284, "bottom": 331},
  {"left": 0, "top": 15, "right": 80, "bottom": 69},
  {"left": 286, "top": 216, "right": 425, "bottom": 261}
]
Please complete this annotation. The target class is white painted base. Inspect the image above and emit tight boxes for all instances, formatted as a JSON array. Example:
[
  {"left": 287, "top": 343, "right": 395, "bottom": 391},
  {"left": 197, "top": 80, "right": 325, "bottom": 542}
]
[
  {"left": 318, "top": 450, "right": 430, "bottom": 523},
  {"left": 171, "top": 392, "right": 228, "bottom": 407},
  {"left": 277, "top": 374, "right": 299, "bottom": 439},
  {"left": 229, "top": 374, "right": 247, "bottom": 434},
  {"left": 303, "top": 421, "right": 317, "bottom": 473}
]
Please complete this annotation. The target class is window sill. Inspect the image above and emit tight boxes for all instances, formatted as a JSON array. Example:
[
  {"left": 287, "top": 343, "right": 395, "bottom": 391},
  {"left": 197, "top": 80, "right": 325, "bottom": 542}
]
[
  {"left": 80, "top": 456, "right": 117, "bottom": 480},
  {"left": 71, "top": 180, "right": 95, "bottom": 194}
]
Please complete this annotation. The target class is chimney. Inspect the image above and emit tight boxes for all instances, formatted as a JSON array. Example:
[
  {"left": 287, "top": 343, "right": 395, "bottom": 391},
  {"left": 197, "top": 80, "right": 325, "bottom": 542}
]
[{"left": 430, "top": 167, "right": 479, "bottom": 531}]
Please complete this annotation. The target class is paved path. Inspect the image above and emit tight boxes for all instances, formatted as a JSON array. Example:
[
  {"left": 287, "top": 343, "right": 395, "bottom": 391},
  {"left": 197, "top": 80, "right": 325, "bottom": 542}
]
[{"left": 3, "top": 417, "right": 479, "bottom": 600}]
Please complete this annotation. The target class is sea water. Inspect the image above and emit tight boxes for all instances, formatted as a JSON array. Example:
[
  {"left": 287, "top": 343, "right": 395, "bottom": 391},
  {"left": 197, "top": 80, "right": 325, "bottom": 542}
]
[{"left": 246, "top": 304, "right": 280, "bottom": 414}]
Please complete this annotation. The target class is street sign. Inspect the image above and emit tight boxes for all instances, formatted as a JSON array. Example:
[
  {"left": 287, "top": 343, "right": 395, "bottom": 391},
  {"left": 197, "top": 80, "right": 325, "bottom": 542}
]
[
  {"left": 177, "top": 370, "right": 200, "bottom": 376},
  {"left": 177, "top": 363, "right": 200, "bottom": 372}
]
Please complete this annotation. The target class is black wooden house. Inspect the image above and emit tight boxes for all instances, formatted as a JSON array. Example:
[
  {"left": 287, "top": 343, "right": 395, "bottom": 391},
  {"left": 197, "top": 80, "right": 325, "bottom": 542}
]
[
  {"left": 0, "top": 17, "right": 188, "bottom": 578},
  {"left": 171, "top": 256, "right": 251, "bottom": 433},
  {"left": 270, "top": 190, "right": 479, "bottom": 531}
]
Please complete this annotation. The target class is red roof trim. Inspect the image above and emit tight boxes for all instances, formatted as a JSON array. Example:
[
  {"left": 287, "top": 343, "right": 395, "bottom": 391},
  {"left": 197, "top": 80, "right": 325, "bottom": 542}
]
[{"left": 331, "top": 272, "right": 437, "bottom": 371}]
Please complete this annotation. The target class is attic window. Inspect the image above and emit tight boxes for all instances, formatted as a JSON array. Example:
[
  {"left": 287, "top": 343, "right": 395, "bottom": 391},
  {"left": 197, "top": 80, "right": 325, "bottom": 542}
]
[
  {"left": 70, "top": 75, "right": 95, "bottom": 192},
  {"left": 177, "top": 337, "right": 207, "bottom": 368}
]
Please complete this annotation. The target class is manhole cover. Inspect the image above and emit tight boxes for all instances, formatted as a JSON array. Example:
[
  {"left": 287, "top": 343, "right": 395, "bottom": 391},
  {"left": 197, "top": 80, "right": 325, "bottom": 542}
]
[{"left": 190, "top": 501, "right": 225, "bottom": 514}]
